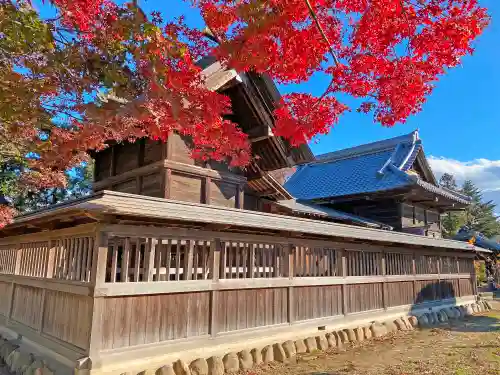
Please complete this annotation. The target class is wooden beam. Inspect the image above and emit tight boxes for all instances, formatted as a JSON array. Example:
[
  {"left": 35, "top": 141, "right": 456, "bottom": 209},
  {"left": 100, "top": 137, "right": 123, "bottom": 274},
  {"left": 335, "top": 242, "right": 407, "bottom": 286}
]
[
  {"left": 236, "top": 185, "right": 244, "bottom": 209},
  {"left": 92, "top": 273, "right": 473, "bottom": 297},
  {"left": 164, "top": 168, "right": 172, "bottom": 199},
  {"left": 204, "top": 177, "right": 211, "bottom": 205},
  {"left": 93, "top": 161, "right": 164, "bottom": 191}
]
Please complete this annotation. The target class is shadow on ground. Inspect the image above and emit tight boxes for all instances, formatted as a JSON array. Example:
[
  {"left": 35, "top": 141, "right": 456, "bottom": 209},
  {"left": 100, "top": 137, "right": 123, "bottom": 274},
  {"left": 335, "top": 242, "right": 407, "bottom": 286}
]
[{"left": 408, "top": 280, "right": 500, "bottom": 333}]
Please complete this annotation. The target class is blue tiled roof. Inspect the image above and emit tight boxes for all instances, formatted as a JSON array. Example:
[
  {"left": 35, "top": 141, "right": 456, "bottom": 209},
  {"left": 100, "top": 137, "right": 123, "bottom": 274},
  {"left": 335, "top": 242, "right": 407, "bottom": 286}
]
[
  {"left": 285, "top": 131, "right": 471, "bottom": 204},
  {"left": 274, "top": 199, "right": 393, "bottom": 230}
]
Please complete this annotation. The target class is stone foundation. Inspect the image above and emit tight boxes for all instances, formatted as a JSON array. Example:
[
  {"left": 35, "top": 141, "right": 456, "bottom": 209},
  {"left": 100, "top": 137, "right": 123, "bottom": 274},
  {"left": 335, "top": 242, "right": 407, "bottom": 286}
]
[{"left": 1, "top": 300, "right": 493, "bottom": 375}]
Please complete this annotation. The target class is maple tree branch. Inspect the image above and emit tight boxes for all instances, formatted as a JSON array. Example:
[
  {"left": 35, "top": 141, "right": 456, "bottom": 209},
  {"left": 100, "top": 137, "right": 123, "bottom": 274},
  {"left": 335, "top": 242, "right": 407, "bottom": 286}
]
[
  {"left": 304, "top": 0, "right": 340, "bottom": 66},
  {"left": 303, "top": 0, "right": 341, "bottom": 112}
]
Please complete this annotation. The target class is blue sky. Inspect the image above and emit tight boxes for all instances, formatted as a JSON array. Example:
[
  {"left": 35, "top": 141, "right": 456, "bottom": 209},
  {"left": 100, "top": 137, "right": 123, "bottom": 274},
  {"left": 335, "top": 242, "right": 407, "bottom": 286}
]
[{"left": 37, "top": 0, "right": 500, "bottom": 203}]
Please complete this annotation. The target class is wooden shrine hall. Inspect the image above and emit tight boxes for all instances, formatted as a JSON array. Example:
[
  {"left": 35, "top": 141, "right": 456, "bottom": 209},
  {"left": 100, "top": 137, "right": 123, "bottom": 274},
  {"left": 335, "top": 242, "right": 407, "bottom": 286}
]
[{"left": 0, "top": 59, "right": 487, "bottom": 375}]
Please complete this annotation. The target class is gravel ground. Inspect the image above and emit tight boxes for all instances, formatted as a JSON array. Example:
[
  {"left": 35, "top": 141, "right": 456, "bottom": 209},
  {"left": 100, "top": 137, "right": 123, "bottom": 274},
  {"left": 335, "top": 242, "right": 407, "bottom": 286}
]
[{"left": 248, "top": 301, "right": 500, "bottom": 375}]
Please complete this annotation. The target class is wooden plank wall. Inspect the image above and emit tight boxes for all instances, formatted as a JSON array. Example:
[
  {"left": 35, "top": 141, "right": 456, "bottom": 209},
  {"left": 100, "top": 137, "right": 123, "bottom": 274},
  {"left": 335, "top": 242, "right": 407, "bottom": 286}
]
[
  {"left": 93, "top": 135, "right": 247, "bottom": 209},
  {"left": 11, "top": 284, "right": 44, "bottom": 329},
  {"left": 345, "top": 283, "right": 384, "bottom": 313},
  {"left": 0, "top": 281, "right": 10, "bottom": 316},
  {"left": 386, "top": 281, "right": 414, "bottom": 307},
  {"left": 294, "top": 285, "right": 342, "bottom": 321},
  {"left": 0, "top": 223, "right": 478, "bottom": 359},
  {"left": 0, "top": 226, "right": 96, "bottom": 355},
  {"left": 92, "top": 226, "right": 477, "bottom": 353},
  {"left": 100, "top": 292, "right": 211, "bottom": 350},
  {"left": 42, "top": 291, "right": 92, "bottom": 349},
  {"left": 216, "top": 288, "right": 288, "bottom": 332}
]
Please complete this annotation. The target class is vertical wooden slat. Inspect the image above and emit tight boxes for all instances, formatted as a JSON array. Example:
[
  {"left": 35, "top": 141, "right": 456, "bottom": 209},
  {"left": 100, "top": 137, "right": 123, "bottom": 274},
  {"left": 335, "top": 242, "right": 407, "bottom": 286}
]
[
  {"left": 165, "top": 239, "right": 172, "bottom": 281},
  {"left": 241, "top": 243, "right": 247, "bottom": 279},
  {"left": 185, "top": 240, "right": 194, "bottom": 281},
  {"left": 133, "top": 239, "right": 141, "bottom": 282},
  {"left": 53, "top": 240, "right": 60, "bottom": 278},
  {"left": 202, "top": 241, "right": 209, "bottom": 279},
  {"left": 76, "top": 238, "right": 83, "bottom": 281},
  {"left": 109, "top": 241, "right": 118, "bottom": 283},
  {"left": 274, "top": 245, "right": 279, "bottom": 278},
  {"left": 266, "top": 245, "right": 272, "bottom": 278},
  {"left": 144, "top": 238, "right": 155, "bottom": 282},
  {"left": 61, "top": 239, "right": 68, "bottom": 279},
  {"left": 154, "top": 239, "right": 162, "bottom": 281},
  {"left": 381, "top": 250, "right": 387, "bottom": 310},
  {"left": 192, "top": 242, "right": 199, "bottom": 280},
  {"left": 341, "top": 249, "right": 347, "bottom": 315},
  {"left": 45, "top": 240, "right": 55, "bottom": 279},
  {"left": 69, "top": 238, "right": 76, "bottom": 280},
  {"left": 227, "top": 243, "right": 233, "bottom": 279},
  {"left": 302, "top": 246, "right": 307, "bottom": 277},
  {"left": 121, "top": 238, "right": 131, "bottom": 283},
  {"left": 210, "top": 238, "right": 221, "bottom": 337},
  {"left": 61, "top": 239, "right": 69, "bottom": 279},
  {"left": 249, "top": 243, "right": 255, "bottom": 278},
  {"left": 86, "top": 237, "right": 94, "bottom": 282},
  {"left": 235, "top": 243, "right": 240, "bottom": 279},
  {"left": 175, "top": 240, "right": 181, "bottom": 281},
  {"left": 80, "top": 237, "right": 88, "bottom": 282}
]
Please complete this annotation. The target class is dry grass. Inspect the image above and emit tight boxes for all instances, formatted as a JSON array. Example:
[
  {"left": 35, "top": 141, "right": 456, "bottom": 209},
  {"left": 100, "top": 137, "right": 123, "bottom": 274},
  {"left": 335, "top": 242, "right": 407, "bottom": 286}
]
[{"left": 247, "top": 305, "right": 500, "bottom": 375}]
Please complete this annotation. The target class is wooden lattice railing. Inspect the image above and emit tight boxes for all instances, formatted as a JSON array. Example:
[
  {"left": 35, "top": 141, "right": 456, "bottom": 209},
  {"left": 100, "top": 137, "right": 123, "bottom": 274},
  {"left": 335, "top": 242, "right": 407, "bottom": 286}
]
[
  {"left": 0, "top": 222, "right": 478, "bottom": 361},
  {"left": 0, "top": 225, "right": 96, "bottom": 283}
]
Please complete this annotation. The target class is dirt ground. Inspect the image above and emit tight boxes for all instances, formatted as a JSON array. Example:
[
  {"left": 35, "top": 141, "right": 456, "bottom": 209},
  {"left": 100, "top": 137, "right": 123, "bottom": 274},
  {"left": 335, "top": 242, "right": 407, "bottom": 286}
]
[{"left": 249, "top": 303, "right": 500, "bottom": 375}]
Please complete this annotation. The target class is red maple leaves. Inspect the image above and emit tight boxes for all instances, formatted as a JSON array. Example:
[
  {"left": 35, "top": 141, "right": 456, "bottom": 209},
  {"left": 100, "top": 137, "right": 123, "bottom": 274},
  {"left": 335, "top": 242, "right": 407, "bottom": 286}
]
[
  {"left": 48, "top": 0, "right": 488, "bottom": 163},
  {"left": 199, "top": 0, "right": 488, "bottom": 131},
  {"left": 0, "top": 0, "right": 489, "bottom": 227}
]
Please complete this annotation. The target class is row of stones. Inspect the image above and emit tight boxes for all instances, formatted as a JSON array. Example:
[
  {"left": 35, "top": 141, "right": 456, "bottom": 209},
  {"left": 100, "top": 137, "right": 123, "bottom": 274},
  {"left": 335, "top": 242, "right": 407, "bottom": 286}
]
[
  {"left": 147, "top": 301, "right": 493, "bottom": 375},
  {"left": 0, "top": 338, "right": 53, "bottom": 375},
  {"left": 144, "top": 316, "right": 419, "bottom": 375},
  {"left": 416, "top": 301, "right": 492, "bottom": 327}
]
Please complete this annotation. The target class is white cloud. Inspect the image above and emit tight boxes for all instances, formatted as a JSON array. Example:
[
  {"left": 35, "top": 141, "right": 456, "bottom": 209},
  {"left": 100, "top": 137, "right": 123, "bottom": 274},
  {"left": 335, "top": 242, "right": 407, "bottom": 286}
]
[{"left": 428, "top": 156, "right": 500, "bottom": 207}]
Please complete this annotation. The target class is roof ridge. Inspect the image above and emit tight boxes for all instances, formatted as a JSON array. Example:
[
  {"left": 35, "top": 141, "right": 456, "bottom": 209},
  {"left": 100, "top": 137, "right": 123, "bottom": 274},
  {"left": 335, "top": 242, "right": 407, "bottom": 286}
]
[{"left": 314, "top": 130, "right": 419, "bottom": 164}]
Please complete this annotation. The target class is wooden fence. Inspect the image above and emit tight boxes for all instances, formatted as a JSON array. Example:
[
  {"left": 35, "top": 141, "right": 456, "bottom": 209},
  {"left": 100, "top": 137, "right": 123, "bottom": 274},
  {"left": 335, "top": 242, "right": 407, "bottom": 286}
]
[{"left": 0, "top": 223, "right": 476, "bottom": 371}]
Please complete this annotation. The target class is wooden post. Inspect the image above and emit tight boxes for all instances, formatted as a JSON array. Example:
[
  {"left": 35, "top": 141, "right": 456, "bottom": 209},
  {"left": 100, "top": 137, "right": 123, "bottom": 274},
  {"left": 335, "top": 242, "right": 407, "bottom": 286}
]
[
  {"left": 204, "top": 177, "right": 211, "bottom": 205},
  {"left": 287, "top": 244, "right": 295, "bottom": 325},
  {"left": 381, "top": 250, "right": 387, "bottom": 311},
  {"left": 164, "top": 168, "right": 172, "bottom": 199},
  {"left": 341, "top": 249, "right": 348, "bottom": 316},
  {"left": 136, "top": 176, "right": 142, "bottom": 195},
  {"left": 412, "top": 252, "right": 417, "bottom": 300},
  {"left": 91, "top": 230, "right": 109, "bottom": 287},
  {"left": 88, "top": 297, "right": 104, "bottom": 357},
  {"left": 210, "top": 238, "right": 221, "bottom": 337},
  {"left": 236, "top": 185, "right": 245, "bottom": 209}
]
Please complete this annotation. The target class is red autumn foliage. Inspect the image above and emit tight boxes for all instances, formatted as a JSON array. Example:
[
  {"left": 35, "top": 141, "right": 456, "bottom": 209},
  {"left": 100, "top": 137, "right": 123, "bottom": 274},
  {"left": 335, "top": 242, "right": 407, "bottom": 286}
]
[{"left": 0, "top": 0, "right": 490, "bottom": 227}]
